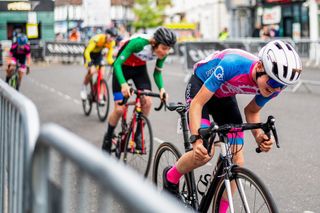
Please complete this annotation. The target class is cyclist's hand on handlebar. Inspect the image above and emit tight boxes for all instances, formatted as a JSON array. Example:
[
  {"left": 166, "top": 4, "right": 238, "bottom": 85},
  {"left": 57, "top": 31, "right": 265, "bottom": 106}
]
[
  {"left": 160, "top": 88, "right": 168, "bottom": 101},
  {"left": 256, "top": 133, "right": 274, "bottom": 152},
  {"left": 121, "top": 83, "right": 131, "bottom": 98},
  {"left": 192, "top": 140, "right": 211, "bottom": 162}
]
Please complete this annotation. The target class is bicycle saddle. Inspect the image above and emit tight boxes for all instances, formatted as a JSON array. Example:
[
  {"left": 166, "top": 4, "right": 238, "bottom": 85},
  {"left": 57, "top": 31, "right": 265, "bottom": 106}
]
[{"left": 167, "top": 102, "right": 186, "bottom": 112}]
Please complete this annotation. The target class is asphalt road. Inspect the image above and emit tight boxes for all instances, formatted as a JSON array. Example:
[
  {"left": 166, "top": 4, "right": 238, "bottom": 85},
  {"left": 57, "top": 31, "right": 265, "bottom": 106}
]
[{"left": 1, "top": 58, "right": 320, "bottom": 212}]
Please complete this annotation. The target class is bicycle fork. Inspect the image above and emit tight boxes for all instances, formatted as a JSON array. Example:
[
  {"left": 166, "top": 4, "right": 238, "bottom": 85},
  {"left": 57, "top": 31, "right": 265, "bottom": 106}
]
[{"left": 220, "top": 141, "right": 251, "bottom": 213}]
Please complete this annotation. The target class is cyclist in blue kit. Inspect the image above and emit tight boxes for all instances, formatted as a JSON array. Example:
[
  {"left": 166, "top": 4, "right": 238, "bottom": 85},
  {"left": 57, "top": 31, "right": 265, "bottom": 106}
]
[{"left": 163, "top": 40, "right": 302, "bottom": 212}]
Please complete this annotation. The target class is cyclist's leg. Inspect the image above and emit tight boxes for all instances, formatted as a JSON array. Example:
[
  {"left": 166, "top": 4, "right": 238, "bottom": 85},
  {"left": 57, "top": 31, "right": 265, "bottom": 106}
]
[
  {"left": 5, "top": 60, "right": 16, "bottom": 82},
  {"left": 210, "top": 96, "right": 244, "bottom": 166},
  {"left": 165, "top": 75, "right": 212, "bottom": 189},
  {"left": 82, "top": 53, "right": 99, "bottom": 98},
  {"left": 102, "top": 66, "right": 130, "bottom": 152},
  {"left": 17, "top": 65, "right": 27, "bottom": 91},
  {"left": 209, "top": 96, "right": 244, "bottom": 212}
]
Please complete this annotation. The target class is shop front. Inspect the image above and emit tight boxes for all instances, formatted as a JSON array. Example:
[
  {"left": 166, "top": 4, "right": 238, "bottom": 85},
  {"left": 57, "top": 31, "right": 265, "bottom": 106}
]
[
  {"left": 0, "top": 0, "right": 55, "bottom": 41},
  {"left": 256, "top": 0, "right": 309, "bottom": 39}
]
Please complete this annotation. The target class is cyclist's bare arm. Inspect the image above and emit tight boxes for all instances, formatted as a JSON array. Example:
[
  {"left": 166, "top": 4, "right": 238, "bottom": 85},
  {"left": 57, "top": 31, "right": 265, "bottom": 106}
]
[
  {"left": 244, "top": 98, "right": 274, "bottom": 152},
  {"left": 189, "top": 85, "right": 214, "bottom": 161}
]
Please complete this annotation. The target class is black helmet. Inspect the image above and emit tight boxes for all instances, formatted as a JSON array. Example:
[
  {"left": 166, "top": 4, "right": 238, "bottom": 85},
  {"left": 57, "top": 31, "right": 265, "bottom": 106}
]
[
  {"left": 105, "top": 28, "right": 118, "bottom": 37},
  {"left": 153, "top": 27, "right": 176, "bottom": 47}
]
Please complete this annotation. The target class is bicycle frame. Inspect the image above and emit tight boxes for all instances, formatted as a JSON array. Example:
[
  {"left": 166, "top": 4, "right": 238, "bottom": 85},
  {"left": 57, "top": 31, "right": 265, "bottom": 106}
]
[
  {"left": 90, "top": 65, "right": 103, "bottom": 102},
  {"left": 118, "top": 97, "right": 144, "bottom": 153}
]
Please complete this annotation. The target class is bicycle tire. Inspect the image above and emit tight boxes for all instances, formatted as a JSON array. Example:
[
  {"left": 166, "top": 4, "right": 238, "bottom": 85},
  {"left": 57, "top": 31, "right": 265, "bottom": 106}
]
[
  {"left": 96, "top": 79, "right": 110, "bottom": 121},
  {"left": 152, "top": 142, "right": 181, "bottom": 185},
  {"left": 9, "top": 73, "right": 18, "bottom": 90},
  {"left": 211, "top": 166, "right": 278, "bottom": 213},
  {"left": 152, "top": 142, "right": 194, "bottom": 207},
  {"left": 82, "top": 84, "right": 92, "bottom": 116},
  {"left": 123, "top": 114, "right": 153, "bottom": 177}
]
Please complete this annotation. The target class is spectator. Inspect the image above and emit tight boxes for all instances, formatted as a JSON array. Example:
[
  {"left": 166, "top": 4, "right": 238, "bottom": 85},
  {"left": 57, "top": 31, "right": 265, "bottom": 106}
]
[
  {"left": 260, "top": 26, "right": 271, "bottom": 40},
  {"left": 252, "top": 24, "right": 261, "bottom": 38},
  {"left": 218, "top": 27, "right": 229, "bottom": 41},
  {"left": 55, "top": 33, "right": 64, "bottom": 41},
  {"left": 69, "top": 28, "right": 81, "bottom": 42},
  {"left": 270, "top": 25, "right": 280, "bottom": 38}
]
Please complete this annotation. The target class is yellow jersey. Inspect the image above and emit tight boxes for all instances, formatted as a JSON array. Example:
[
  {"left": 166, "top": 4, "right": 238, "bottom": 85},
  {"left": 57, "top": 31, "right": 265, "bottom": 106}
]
[{"left": 84, "top": 34, "right": 115, "bottom": 66}]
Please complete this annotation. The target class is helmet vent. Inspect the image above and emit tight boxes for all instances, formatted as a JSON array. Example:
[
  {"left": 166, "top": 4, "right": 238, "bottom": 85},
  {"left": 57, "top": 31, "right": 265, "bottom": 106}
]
[
  {"left": 283, "top": 65, "right": 288, "bottom": 78},
  {"left": 274, "top": 42, "right": 282, "bottom": 49},
  {"left": 286, "top": 44, "right": 293, "bottom": 51},
  {"left": 272, "top": 62, "right": 279, "bottom": 77}
]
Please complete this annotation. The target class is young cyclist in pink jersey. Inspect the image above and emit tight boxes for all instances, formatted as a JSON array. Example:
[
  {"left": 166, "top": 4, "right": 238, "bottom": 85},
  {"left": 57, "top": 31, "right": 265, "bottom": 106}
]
[
  {"left": 5, "top": 34, "right": 31, "bottom": 90},
  {"left": 162, "top": 40, "right": 302, "bottom": 212}
]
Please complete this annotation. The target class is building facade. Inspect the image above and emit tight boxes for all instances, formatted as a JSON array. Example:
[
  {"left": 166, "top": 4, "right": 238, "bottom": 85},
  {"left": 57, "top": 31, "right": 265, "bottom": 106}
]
[
  {"left": 0, "top": 0, "right": 55, "bottom": 41},
  {"left": 255, "top": 0, "right": 310, "bottom": 39}
]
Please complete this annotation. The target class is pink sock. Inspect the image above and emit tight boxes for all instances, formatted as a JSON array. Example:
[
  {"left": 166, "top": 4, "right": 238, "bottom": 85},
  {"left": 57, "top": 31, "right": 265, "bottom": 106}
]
[
  {"left": 166, "top": 165, "right": 183, "bottom": 184},
  {"left": 219, "top": 199, "right": 229, "bottom": 213}
]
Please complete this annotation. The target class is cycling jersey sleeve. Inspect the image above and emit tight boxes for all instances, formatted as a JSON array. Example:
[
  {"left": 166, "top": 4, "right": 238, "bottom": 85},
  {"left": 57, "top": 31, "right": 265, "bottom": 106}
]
[
  {"left": 254, "top": 91, "right": 280, "bottom": 107},
  {"left": 153, "top": 56, "right": 166, "bottom": 89},
  {"left": 105, "top": 40, "right": 115, "bottom": 65},
  {"left": 84, "top": 40, "right": 96, "bottom": 65},
  {"left": 113, "top": 37, "right": 148, "bottom": 85}
]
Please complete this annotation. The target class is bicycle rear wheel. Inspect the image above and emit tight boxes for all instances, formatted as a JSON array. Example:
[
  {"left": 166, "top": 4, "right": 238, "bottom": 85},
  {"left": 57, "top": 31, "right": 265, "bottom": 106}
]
[
  {"left": 211, "top": 166, "right": 278, "bottom": 213},
  {"left": 96, "top": 79, "right": 110, "bottom": 122},
  {"left": 82, "top": 84, "right": 92, "bottom": 116},
  {"left": 152, "top": 142, "right": 193, "bottom": 207},
  {"left": 123, "top": 114, "right": 153, "bottom": 177}
]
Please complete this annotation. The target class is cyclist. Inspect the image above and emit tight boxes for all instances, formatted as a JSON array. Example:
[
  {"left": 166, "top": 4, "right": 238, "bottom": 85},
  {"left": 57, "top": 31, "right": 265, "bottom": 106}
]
[
  {"left": 80, "top": 28, "right": 118, "bottom": 100},
  {"left": 5, "top": 33, "right": 31, "bottom": 90},
  {"left": 162, "top": 40, "right": 302, "bottom": 210},
  {"left": 101, "top": 27, "right": 177, "bottom": 152}
]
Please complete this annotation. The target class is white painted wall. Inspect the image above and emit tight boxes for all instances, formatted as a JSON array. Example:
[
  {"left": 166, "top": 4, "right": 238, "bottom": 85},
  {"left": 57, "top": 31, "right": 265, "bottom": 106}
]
[
  {"left": 165, "top": 0, "right": 229, "bottom": 40},
  {"left": 82, "top": 0, "right": 111, "bottom": 27}
]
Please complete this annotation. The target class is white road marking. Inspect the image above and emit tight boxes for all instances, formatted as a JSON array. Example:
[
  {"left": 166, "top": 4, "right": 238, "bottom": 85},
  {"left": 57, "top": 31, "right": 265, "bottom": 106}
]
[
  {"left": 28, "top": 77, "right": 82, "bottom": 105},
  {"left": 154, "top": 137, "right": 164, "bottom": 144}
]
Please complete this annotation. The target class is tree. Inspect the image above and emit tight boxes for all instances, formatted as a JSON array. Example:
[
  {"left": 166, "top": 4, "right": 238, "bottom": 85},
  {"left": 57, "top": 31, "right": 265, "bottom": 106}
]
[{"left": 132, "top": 0, "right": 165, "bottom": 31}]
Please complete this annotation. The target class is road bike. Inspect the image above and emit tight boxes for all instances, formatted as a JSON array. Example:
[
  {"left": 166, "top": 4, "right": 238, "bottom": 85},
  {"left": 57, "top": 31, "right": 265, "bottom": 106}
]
[
  {"left": 82, "top": 65, "right": 110, "bottom": 122},
  {"left": 153, "top": 102, "right": 279, "bottom": 212},
  {"left": 110, "top": 87, "right": 165, "bottom": 177},
  {"left": 7, "top": 63, "right": 29, "bottom": 91}
]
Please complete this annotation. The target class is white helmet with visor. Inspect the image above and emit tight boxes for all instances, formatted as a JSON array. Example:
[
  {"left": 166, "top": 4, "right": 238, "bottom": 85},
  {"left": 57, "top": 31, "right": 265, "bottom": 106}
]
[{"left": 258, "top": 40, "right": 302, "bottom": 86}]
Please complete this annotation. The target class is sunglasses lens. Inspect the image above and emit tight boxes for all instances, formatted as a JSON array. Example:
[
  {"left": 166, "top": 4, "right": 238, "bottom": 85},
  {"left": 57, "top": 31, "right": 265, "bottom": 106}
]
[{"left": 267, "top": 78, "right": 286, "bottom": 89}]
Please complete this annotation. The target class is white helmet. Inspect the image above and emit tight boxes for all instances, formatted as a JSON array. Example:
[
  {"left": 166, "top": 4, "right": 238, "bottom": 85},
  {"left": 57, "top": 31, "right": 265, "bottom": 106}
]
[{"left": 258, "top": 40, "right": 302, "bottom": 85}]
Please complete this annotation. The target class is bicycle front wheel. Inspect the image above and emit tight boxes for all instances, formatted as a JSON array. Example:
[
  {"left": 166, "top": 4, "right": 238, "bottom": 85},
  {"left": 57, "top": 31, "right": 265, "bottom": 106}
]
[
  {"left": 123, "top": 114, "right": 153, "bottom": 177},
  {"left": 96, "top": 79, "right": 110, "bottom": 122},
  {"left": 8, "top": 74, "right": 18, "bottom": 90},
  {"left": 82, "top": 84, "right": 92, "bottom": 116},
  {"left": 212, "top": 166, "right": 278, "bottom": 213},
  {"left": 152, "top": 142, "right": 181, "bottom": 187},
  {"left": 152, "top": 142, "right": 193, "bottom": 207}
]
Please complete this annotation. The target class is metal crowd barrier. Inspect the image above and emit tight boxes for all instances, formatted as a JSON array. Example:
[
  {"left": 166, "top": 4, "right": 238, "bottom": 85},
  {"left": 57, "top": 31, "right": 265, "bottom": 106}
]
[
  {"left": 32, "top": 124, "right": 189, "bottom": 213},
  {"left": 0, "top": 79, "right": 40, "bottom": 213}
]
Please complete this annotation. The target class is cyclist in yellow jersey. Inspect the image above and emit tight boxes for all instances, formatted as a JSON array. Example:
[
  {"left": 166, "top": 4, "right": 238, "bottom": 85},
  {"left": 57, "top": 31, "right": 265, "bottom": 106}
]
[{"left": 80, "top": 28, "right": 118, "bottom": 100}]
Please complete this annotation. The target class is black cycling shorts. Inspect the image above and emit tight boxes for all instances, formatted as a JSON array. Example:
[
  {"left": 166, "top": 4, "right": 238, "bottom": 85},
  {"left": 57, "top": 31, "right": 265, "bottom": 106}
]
[
  {"left": 83, "top": 52, "right": 104, "bottom": 66},
  {"left": 112, "top": 65, "right": 152, "bottom": 101},
  {"left": 185, "top": 75, "right": 243, "bottom": 144}
]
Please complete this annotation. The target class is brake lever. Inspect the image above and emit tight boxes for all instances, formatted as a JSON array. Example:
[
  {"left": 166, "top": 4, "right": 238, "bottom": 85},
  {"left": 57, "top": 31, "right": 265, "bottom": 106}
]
[{"left": 256, "top": 116, "right": 279, "bottom": 153}]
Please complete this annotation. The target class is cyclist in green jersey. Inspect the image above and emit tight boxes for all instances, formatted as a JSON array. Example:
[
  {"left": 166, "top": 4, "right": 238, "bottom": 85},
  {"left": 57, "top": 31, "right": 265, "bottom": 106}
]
[{"left": 102, "top": 27, "right": 177, "bottom": 152}]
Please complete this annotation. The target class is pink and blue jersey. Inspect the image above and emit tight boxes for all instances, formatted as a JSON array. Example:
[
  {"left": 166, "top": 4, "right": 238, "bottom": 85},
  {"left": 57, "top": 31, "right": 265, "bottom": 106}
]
[{"left": 194, "top": 49, "right": 279, "bottom": 107}]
